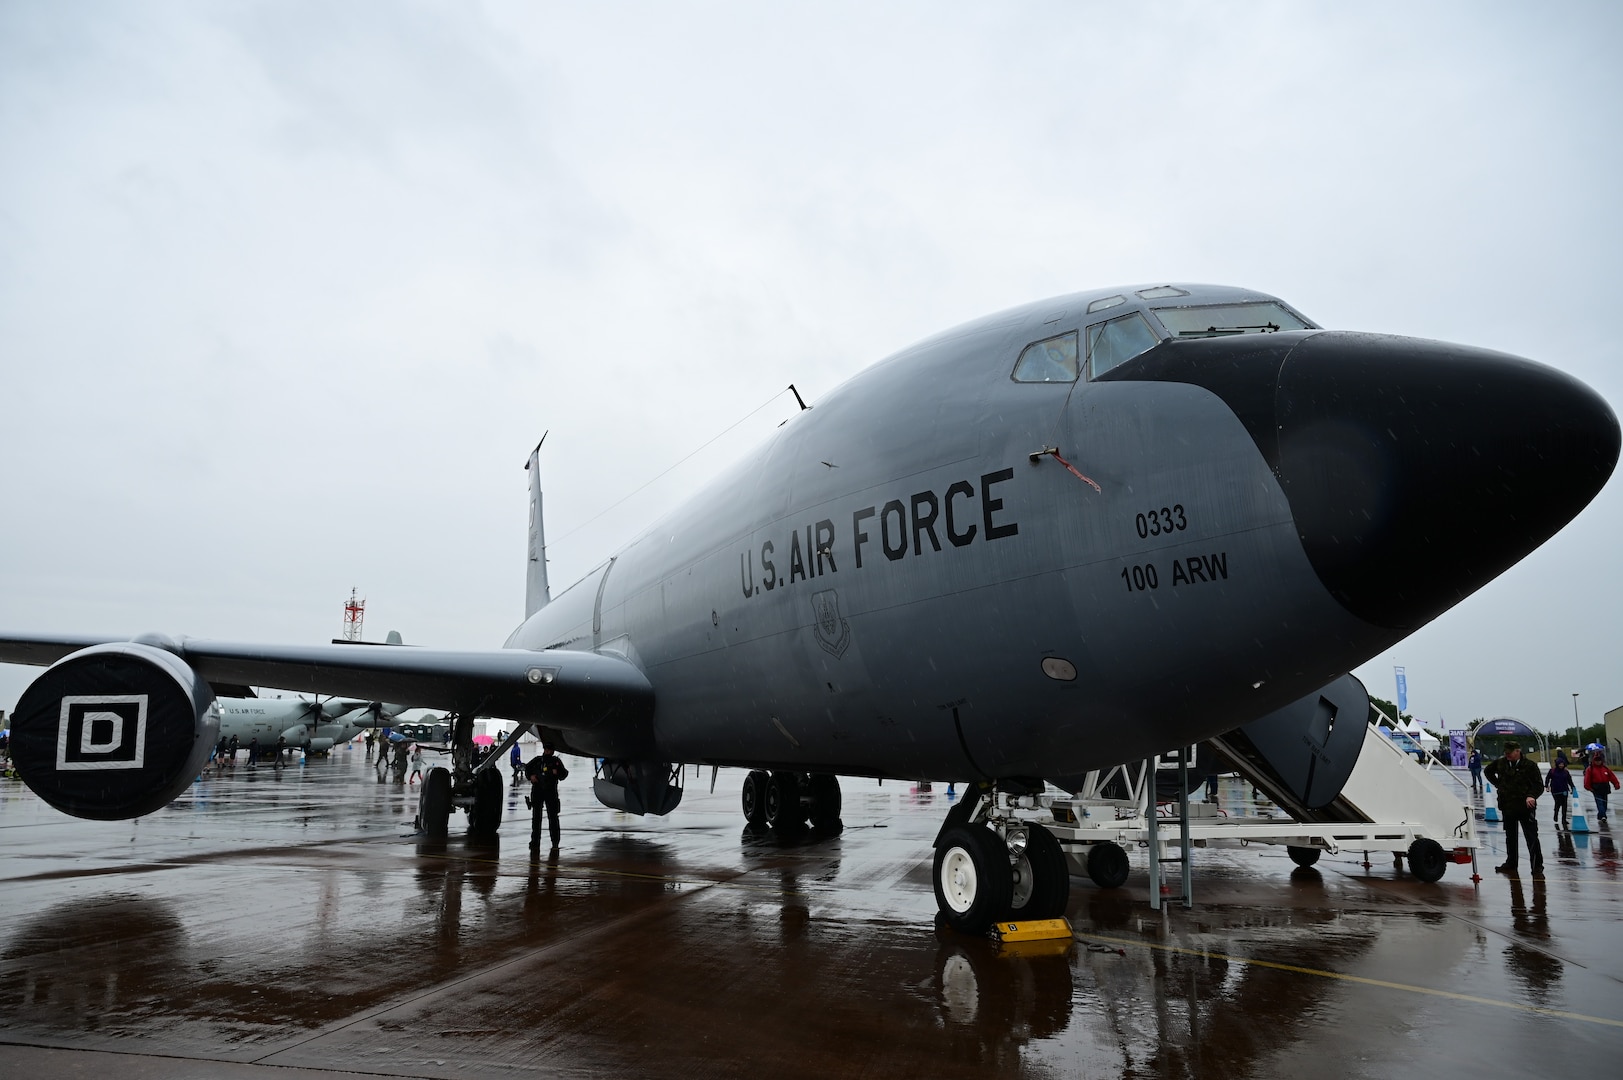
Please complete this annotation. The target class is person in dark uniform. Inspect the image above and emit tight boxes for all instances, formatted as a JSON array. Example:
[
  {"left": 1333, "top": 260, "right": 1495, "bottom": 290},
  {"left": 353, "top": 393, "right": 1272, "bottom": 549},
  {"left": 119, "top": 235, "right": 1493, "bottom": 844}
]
[
  {"left": 247, "top": 736, "right": 260, "bottom": 770},
  {"left": 274, "top": 735, "right": 288, "bottom": 770},
  {"left": 525, "top": 742, "right": 569, "bottom": 853},
  {"left": 1485, "top": 741, "right": 1544, "bottom": 877}
]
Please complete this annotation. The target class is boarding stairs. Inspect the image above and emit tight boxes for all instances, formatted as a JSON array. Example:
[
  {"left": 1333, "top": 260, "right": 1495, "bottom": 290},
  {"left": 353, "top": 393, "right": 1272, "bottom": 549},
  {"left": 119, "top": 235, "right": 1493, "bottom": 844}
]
[{"left": 1042, "top": 711, "right": 1479, "bottom": 906}]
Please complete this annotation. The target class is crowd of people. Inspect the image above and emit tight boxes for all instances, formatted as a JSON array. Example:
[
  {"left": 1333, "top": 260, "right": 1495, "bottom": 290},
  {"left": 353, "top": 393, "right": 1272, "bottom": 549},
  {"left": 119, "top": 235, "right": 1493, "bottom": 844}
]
[
  {"left": 1481, "top": 740, "right": 1619, "bottom": 879},
  {"left": 204, "top": 734, "right": 300, "bottom": 772}
]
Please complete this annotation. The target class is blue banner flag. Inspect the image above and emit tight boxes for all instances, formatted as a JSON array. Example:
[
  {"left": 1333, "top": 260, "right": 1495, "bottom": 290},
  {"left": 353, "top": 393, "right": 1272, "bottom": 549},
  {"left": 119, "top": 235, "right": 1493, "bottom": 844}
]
[{"left": 1395, "top": 666, "right": 1408, "bottom": 715}]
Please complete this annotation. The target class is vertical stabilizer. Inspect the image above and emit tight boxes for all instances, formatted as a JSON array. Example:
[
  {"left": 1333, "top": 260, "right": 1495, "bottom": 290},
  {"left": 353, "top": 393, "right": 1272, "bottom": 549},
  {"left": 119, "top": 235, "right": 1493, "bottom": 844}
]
[{"left": 525, "top": 436, "right": 551, "bottom": 617}]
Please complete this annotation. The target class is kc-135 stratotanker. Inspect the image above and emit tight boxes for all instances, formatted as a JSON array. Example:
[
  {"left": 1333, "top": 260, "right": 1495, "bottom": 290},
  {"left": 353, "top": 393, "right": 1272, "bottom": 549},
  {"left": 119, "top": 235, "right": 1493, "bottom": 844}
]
[{"left": 4, "top": 283, "right": 1618, "bottom": 932}]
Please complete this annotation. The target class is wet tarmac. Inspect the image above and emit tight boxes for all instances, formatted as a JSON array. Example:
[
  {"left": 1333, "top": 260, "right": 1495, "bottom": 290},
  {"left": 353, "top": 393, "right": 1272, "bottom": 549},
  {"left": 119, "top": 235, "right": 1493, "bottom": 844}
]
[{"left": 1, "top": 751, "right": 1620, "bottom": 1079}]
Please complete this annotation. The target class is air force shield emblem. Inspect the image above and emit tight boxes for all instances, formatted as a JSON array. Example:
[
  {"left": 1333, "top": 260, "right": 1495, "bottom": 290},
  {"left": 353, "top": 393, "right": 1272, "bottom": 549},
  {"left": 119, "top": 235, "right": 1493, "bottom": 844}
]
[{"left": 810, "top": 589, "right": 851, "bottom": 658}]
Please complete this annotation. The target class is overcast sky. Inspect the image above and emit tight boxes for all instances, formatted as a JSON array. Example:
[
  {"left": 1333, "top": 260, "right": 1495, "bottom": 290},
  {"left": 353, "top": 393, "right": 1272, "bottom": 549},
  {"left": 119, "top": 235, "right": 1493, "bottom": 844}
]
[{"left": 2, "top": 1, "right": 1619, "bottom": 738}]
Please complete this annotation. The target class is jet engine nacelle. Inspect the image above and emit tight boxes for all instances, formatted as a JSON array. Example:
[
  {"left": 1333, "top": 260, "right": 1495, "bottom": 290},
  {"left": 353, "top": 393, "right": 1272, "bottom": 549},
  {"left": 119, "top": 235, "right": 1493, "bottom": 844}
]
[{"left": 10, "top": 641, "right": 220, "bottom": 820}]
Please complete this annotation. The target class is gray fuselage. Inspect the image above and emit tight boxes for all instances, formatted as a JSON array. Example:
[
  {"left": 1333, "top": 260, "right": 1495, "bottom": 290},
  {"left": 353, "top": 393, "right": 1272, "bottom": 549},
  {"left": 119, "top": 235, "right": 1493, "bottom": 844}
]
[{"left": 505, "top": 286, "right": 1409, "bottom": 780}]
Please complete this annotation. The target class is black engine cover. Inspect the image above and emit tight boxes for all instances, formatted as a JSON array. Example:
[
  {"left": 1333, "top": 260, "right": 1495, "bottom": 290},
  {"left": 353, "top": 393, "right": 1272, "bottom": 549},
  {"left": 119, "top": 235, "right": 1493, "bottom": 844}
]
[{"left": 10, "top": 642, "right": 220, "bottom": 820}]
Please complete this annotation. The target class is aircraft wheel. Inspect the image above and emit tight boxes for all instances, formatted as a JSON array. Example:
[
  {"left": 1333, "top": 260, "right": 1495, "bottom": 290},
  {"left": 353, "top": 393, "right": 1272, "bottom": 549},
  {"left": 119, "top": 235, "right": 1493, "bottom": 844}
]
[
  {"left": 807, "top": 773, "right": 842, "bottom": 828},
  {"left": 420, "top": 767, "right": 452, "bottom": 839},
  {"left": 1407, "top": 838, "right": 1447, "bottom": 883},
  {"left": 1287, "top": 845, "right": 1322, "bottom": 868},
  {"left": 934, "top": 824, "right": 1012, "bottom": 935},
  {"left": 1007, "top": 823, "right": 1071, "bottom": 920},
  {"left": 742, "top": 770, "right": 769, "bottom": 824},
  {"left": 468, "top": 768, "right": 504, "bottom": 837},
  {"left": 1085, "top": 841, "right": 1130, "bottom": 889},
  {"left": 765, "top": 770, "right": 804, "bottom": 830}
]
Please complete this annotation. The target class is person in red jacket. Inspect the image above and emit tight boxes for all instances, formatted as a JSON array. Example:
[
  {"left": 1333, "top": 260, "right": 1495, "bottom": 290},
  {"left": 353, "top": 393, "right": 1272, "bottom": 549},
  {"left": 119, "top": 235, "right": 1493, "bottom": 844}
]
[{"left": 1584, "top": 753, "right": 1620, "bottom": 823}]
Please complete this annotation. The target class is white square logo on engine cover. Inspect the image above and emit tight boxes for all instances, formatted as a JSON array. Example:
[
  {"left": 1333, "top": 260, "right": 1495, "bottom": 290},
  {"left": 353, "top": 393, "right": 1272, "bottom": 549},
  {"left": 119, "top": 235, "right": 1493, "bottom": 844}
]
[{"left": 56, "top": 695, "right": 148, "bottom": 771}]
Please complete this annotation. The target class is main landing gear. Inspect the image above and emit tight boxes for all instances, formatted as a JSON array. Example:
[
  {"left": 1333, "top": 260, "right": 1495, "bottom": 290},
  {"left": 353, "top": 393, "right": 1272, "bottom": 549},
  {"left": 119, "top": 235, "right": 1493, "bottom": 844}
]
[
  {"left": 933, "top": 785, "right": 1070, "bottom": 935},
  {"left": 741, "top": 770, "right": 843, "bottom": 832},
  {"left": 415, "top": 712, "right": 503, "bottom": 840}
]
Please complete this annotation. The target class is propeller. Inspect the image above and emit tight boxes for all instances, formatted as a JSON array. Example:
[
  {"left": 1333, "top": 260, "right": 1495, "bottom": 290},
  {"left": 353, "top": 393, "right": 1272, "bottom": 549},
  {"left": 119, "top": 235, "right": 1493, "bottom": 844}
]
[
  {"left": 289, "top": 695, "right": 369, "bottom": 749},
  {"left": 350, "top": 702, "right": 408, "bottom": 729}
]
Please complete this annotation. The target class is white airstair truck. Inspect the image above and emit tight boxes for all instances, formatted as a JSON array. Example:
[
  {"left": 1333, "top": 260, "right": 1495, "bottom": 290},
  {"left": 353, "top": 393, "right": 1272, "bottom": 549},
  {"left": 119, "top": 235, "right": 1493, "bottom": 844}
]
[{"left": 1042, "top": 683, "right": 1478, "bottom": 908}]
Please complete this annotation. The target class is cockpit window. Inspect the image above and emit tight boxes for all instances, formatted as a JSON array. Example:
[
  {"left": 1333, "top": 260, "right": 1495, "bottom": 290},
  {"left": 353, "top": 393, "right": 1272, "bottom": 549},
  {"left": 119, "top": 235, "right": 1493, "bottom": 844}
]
[
  {"left": 1151, "top": 301, "right": 1311, "bottom": 338},
  {"left": 1011, "top": 330, "right": 1079, "bottom": 383},
  {"left": 1086, "top": 312, "right": 1160, "bottom": 378}
]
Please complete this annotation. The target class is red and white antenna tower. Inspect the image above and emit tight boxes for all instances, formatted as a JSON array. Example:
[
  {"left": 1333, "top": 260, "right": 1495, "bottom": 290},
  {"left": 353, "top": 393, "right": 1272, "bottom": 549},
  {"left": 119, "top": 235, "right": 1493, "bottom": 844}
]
[{"left": 342, "top": 588, "right": 366, "bottom": 643}]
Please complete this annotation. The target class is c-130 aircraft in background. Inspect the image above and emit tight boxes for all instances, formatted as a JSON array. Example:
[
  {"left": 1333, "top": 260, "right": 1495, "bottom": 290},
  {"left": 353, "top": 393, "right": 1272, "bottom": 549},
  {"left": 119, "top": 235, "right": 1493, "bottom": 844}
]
[{"left": 4, "top": 283, "right": 1618, "bottom": 933}]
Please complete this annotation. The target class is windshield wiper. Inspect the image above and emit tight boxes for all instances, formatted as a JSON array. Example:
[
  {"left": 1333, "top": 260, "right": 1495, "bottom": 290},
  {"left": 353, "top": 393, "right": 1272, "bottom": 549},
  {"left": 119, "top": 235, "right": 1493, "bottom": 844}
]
[{"left": 1177, "top": 322, "right": 1281, "bottom": 337}]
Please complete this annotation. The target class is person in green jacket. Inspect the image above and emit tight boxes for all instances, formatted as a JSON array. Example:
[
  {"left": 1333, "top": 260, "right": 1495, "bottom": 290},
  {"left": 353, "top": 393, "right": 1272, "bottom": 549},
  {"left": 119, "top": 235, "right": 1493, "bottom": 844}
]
[{"left": 1485, "top": 741, "right": 1544, "bottom": 877}]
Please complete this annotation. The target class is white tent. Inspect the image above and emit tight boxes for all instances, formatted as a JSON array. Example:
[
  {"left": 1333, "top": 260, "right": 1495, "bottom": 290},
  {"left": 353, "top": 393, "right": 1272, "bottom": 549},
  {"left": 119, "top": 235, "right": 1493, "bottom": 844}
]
[{"left": 1404, "top": 720, "right": 1441, "bottom": 749}]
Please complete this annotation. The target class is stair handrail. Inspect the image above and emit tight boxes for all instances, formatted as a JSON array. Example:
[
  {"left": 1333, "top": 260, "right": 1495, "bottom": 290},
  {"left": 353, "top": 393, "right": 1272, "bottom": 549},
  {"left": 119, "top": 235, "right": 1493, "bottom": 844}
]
[{"left": 1369, "top": 703, "right": 1475, "bottom": 797}]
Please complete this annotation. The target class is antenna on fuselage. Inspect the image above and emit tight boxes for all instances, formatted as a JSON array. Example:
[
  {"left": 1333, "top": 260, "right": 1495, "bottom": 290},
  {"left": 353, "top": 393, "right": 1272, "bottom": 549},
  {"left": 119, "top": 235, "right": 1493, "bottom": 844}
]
[
  {"left": 525, "top": 433, "right": 551, "bottom": 618},
  {"left": 788, "top": 384, "right": 810, "bottom": 411}
]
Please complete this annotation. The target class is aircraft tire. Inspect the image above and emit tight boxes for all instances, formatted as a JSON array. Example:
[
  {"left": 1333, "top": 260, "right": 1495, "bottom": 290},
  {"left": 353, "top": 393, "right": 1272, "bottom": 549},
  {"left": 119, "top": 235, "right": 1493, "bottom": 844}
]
[
  {"left": 808, "top": 773, "right": 842, "bottom": 828},
  {"left": 1085, "top": 841, "right": 1130, "bottom": 889},
  {"left": 766, "top": 770, "right": 804, "bottom": 830},
  {"left": 1407, "top": 838, "right": 1447, "bottom": 883},
  {"left": 468, "top": 768, "right": 504, "bottom": 837},
  {"left": 933, "top": 824, "right": 1012, "bottom": 935},
  {"left": 420, "top": 768, "right": 452, "bottom": 839},
  {"left": 742, "top": 770, "right": 769, "bottom": 824},
  {"left": 1287, "top": 845, "right": 1322, "bottom": 868},
  {"left": 1007, "top": 823, "right": 1071, "bottom": 920}
]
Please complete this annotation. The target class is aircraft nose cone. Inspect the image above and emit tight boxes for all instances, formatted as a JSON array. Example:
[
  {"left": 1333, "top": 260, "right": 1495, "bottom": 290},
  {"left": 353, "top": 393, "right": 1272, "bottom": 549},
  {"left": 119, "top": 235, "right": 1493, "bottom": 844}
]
[{"left": 1275, "top": 331, "right": 1620, "bottom": 630}]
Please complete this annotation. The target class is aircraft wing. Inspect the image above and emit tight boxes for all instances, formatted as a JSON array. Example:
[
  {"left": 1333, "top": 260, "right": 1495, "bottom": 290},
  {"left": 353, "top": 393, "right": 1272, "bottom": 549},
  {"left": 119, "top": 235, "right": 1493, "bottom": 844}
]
[
  {"left": 0, "top": 633, "right": 654, "bottom": 729},
  {"left": 0, "top": 635, "right": 115, "bottom": 668}
]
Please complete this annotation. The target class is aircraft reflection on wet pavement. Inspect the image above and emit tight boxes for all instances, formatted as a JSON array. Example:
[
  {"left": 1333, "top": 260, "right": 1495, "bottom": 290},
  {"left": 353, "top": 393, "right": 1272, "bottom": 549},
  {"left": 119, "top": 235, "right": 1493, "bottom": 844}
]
[
  {"left": 7, "top": 762, "right": 1620, "bottom": 1078},
  {"left": 2, "top": 282, "right": 1619, "bottom": 939}
]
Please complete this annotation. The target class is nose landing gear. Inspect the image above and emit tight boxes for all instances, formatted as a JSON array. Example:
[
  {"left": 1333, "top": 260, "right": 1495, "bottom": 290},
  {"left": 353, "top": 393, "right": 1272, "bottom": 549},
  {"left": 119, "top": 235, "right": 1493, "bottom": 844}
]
[{"left": 933, "top": 785, "right": 1071, "bottom": 935}]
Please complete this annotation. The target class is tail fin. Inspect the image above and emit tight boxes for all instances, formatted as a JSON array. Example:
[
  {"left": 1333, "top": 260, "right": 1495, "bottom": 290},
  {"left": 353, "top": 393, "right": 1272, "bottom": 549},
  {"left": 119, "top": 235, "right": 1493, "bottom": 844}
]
[{"left": 525, "top": 436, "right": 551, "bottom": 617}]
